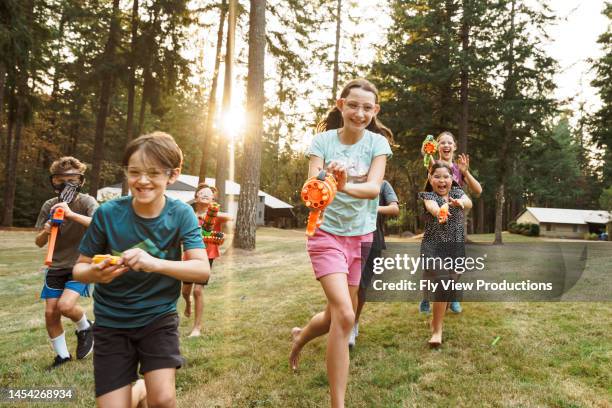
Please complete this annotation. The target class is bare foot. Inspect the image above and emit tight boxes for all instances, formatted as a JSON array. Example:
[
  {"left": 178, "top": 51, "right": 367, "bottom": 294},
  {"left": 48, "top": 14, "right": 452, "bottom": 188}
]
[
  {"left": 289, "top": 327, "right": 302, "bottom": 371},
  {"left": 428, "top": 332, "right": 442, "bottom": 348},
  {"left": 184, "top": 299, "right": 191, "bottom": 318},
  {"left": 188, "top": 328, "right": 201, "bottom": 337}
]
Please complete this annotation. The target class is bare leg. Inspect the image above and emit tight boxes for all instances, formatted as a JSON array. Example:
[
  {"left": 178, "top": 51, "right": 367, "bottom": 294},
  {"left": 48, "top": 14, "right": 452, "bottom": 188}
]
[
  {"left": 45, "top": 298, "right": 63, "bottom": 338},
  {"left": 429, "top": 301, "right": 447, "bottom": 346},
  {"left": 289, "top": 273, "right": 355, "bottom": 408},
  {"left": 181, "top": 283, "right": 193, "bottom": 318},
  {"left": 97, "top": 384, "right": 131, "bottom": 408},
  {"left": 57, "top": 289, "right": 85, "bottom": 322},
  {"left": 143, "top": 368, "right": 176, "bottom": 408},
  {"left": 354, "top": 286, "right": 366, "bottom": 323},
  {"left": 189, "top": 284, "right": 203, "bottom": 337},
  {"left": 131, "top": 379, "right": 148, "bottom": 408}
]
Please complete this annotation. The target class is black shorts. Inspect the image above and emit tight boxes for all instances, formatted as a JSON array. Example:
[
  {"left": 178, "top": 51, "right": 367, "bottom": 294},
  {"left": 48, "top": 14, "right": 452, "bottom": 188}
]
[
  {"left": 45, "top": 268, "right": 73, "bottom": 290},
  {"left": 359, "top": 247, "right": 382, "bottom": 291},
  {"left": 93, "top": 313, "right": 183, "bottom": 397},
  {"left": 182, "top": 258, "right": 214, "bottom": 285}
]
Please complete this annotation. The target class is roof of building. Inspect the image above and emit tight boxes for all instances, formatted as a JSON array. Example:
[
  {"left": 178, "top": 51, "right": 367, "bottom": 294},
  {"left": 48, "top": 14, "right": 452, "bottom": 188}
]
[
  {"left": 519, "top": 207, "right": 612, "bottom": 225},
  {"left": 97, "top": 175, "right": 293, "bottom": 209}
]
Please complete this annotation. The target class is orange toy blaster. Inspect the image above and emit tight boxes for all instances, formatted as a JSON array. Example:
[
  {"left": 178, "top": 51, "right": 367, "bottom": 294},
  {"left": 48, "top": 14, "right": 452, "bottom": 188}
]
[
  {"left": 301, "top": 170, "right": 337, "bottom": 236},
  {"left": 44, "top": 208, "right": 65, "bottom": 266},
  {"left": 437, "top": 203, "right": 449, "bottom": 224}
]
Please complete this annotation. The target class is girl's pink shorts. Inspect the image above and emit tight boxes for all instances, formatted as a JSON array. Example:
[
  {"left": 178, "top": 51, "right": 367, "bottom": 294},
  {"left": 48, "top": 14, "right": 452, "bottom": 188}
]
[{"left": 307, "top": 228, "right": 373, "bottom": 286}]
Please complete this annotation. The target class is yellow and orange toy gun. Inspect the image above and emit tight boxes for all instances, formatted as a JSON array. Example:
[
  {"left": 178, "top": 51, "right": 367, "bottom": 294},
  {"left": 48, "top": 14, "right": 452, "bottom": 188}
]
[
  {"left": 421, "top": 134, "right": 438, "bottom": 169},
  {"left": 91, "top": 254, "right": 122, "bottom": 265},
  {"left": 44, "top": 208, "right": 65, "bottom": 266},
  {"left": 301, "top": 170, "right": 337, "bottom": 236},
  {"left": 437, "top": 203, "right": 449, "bottom": 224},
  {"left": 201, "top": 203, "right": 225, "bottom": 245}
]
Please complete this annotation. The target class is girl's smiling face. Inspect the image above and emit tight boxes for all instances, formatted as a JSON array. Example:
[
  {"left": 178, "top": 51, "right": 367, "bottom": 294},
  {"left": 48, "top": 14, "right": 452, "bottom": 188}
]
[
  {"left": 195, "top": 187, "right": 215, "bottom": 208},
  {"left": 437, "top": 133, "right": 456, "bottom": 162},
  {"left": 338, "top": 87, "right": 380, "bottom": 134},
  {"left": 429, "top": 166, "right": 453, "bottom": 196}
]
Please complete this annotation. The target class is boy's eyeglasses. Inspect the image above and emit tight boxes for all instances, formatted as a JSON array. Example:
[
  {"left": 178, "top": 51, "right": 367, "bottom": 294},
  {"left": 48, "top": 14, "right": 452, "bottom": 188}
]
[{"left": 123, "top": 167, "right": 172, "bottom": 180}]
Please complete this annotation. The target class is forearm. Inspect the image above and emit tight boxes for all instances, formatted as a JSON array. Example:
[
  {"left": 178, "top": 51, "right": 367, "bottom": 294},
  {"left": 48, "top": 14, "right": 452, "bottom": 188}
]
[
  {"left": 35, "top": 231, "right": 49, "bottom": 247},
  {"left": 463, "top": 171, "right": 482, "bottom": 197},
  {"left": 153, "top": 259, "right": 210, "bottom": 284},
  {"left": 73, "top": 262, "right": 96, "bottom": 283},
  {"left": 341, "top": 181, "right": 381, "bottom": 199},
  {"left": 424, "top": 200, "right": 440, "bottom": 217},
  {"left": 68, "top": 213, "right": 93, "bottom": 227},
  {"left": 378, "top": 203, "right": 400, "bottom": 216}
]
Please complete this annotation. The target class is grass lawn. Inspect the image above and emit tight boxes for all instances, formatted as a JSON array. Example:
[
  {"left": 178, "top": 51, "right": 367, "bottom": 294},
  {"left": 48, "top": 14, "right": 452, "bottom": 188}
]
[{"left": 0, "top": 228, "right": 610, "bottom": 407}]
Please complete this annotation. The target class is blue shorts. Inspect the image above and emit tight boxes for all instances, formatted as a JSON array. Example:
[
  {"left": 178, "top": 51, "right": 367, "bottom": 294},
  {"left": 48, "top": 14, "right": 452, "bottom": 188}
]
[{"left": 40, "top": 267, "right": 90, "bottom": 299}]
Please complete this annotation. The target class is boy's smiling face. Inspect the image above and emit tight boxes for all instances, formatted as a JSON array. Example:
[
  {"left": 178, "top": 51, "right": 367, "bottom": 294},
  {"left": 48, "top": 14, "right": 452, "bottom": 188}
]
[{"left": 125, "top": 149, "right": 180, "bottom": 208}]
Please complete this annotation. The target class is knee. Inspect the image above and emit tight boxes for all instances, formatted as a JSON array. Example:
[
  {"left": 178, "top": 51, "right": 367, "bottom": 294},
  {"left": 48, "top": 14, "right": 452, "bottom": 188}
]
[
  {"left": 333, "top": 306, "right": 355, "bottom": 332},
  {"left": 181, "top": 285, "right": 191, "bottom": 298},
  {"left": 57, "top": 299, "right": 75, "bottom": 316},
  {"left": 147, "top": 389, "right": 175, "bottom": 408},
  {"left": 45, "top": 307, "right": 60, "bottom": 322},
  {"left": 193, "top": 285, "right": 203, "bottom": 298}
]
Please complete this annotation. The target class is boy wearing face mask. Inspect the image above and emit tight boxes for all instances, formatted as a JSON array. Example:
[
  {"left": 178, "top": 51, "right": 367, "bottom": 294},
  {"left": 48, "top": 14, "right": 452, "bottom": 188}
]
[{"left": 35, "top": 156, "right": 98, "bottom": 369}]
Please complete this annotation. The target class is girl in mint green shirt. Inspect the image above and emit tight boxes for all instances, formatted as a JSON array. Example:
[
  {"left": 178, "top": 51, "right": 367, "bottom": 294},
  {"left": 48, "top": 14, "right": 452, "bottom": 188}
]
[{"left": 290, "top": 78, "right": 393, "bottom": 408}]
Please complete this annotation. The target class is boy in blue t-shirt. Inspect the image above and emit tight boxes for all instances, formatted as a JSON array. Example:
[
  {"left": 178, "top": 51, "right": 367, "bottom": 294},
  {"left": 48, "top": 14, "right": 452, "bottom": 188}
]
[{"left": 73, "top": 131, "right": 209, "bottom": 407}]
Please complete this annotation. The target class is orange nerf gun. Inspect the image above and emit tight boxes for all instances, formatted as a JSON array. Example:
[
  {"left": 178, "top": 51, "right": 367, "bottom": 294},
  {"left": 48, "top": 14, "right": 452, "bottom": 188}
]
[
  {"left": 44, "top": 208, "right": 65, "bottom": 266},
  {"left": 301, "top": 170, "right": 337, "bottom": 236},
  {"left": 437, "top": 203, "right": 449, "bottom": 224},
  {"left": 92, "top": 255, "right": 122, "bottom": 265}
]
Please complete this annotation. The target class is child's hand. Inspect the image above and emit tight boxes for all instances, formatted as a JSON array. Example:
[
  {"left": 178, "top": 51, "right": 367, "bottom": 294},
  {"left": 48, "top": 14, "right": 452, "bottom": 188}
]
[
  {"left": 457, "top": 154, "right": 470, "bottom": 175},
  {"left": 50, "top": 202, "right": 74, "bottom": 219},
  {"left": 326, "top": 161, "right": 347, "bottom": 191},
  {"left": 90, "top": 258, "right": 129, "bottom": 283},
  {"left": 121, "top": 248, "right": 161, "bottom": 273},
  {"left": 449, "top": 197, "right": 465, "bottom": 209},
  {"left": 43, "top": 221, "right": 52, "bottom": 234}
]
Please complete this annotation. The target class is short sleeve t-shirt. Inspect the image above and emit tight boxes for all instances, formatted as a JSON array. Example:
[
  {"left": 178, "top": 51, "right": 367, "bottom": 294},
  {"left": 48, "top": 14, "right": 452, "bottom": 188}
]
[
  {"left": 35, "top": 193, "right": 98, "bottom": 269},
  {"left": 308, "top": 129, "right": 392, "bottom": 236},
  {"left": 79, "top": 196, "right": 205, "bottom": 328},
  {"left": 373, "top": 181, "right": 399, "bottom": 250}
]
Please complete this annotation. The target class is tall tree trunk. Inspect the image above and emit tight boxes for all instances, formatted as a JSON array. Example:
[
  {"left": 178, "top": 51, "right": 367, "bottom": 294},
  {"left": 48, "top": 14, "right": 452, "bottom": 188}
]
[
  {"left": 198, "top": 0, "right": 227, "bottom": 183},
  {"left": 89, "top": 0, "right": 121, "bottom": 197},
  {"left": 477, "top": 196, "right": 484, "bottom": 234},
  {"left": 234, "top": 0, "right": 266, "bottom": 250},
  {"left": 493, "top": 0, "right": 517, "bottom": 245},
  {"left": 331, "top": 0, "right": 341, "bottom": 101},
  {"left": 458, "top": 0, "right": 470, "bottom": 153},
  {"left": 0, "top": 61, "right": 6, "bottom": 155},
  {"left": 215, "top": 0, "right": 237, "bottom": 209},
  {"left": 2, "top": 75, "right": 27, "bottom": 226},
  {"left": 122, "top": 0, "right": 140, "bottom": 196}
]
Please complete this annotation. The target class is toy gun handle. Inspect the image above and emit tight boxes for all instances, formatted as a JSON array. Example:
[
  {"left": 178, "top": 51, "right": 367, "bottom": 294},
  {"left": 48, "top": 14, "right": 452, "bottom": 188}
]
[
  {"left": 45, "top": 208, "right": 65, "bottom": 266},
  {"left": 306, "top": 210, "right": 322, "bottom": 237}
]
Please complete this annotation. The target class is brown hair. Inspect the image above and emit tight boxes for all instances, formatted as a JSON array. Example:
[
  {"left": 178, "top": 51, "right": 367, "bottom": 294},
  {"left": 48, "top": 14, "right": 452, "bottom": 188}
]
[
  {"left": 49, "top": 156, "right": 87, "bottom": 174},
  {"left": 195, "top": 183, "right": 218, "bottom": 198},
  {"left": 316, "top": 78, "right": 394, "bottom": 143},
  {"left": 424, "top": 160, "right": 459, "bottom": 192},
  {"left": 436, "top": 131, "right": 457, "bottom": 145},
  {"left": 122, "top": 131, "right": 183, "bottom": 169}
]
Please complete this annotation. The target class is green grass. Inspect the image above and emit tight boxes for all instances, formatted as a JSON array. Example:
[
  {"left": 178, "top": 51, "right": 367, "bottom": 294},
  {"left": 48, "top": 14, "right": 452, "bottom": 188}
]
[{"left": 0, "top": 228, "right": 610, "bottom": 407}]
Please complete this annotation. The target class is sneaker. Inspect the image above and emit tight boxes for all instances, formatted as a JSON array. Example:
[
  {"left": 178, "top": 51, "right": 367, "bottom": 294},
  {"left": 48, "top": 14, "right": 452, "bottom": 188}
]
[
  {"left": 450, "top": 301, "right": 462, "bottom": 314},
  {"left": 419, "top": 299, "right": 430, "bottom": 314},
  {"left": 348, "top": 325, "right": 357, "bottom": 348},
  {"left": 75, "top": 321, "right": 94, "bottom": 359},
  {"left": 47, "top": 354, "right": 72, "bottom": 370}
]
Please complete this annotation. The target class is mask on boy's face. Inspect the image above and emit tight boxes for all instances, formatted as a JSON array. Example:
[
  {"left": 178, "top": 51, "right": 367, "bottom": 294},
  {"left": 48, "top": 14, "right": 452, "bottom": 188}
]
[{"left": 51, "top": 179, "right": 83, "bottom": 203}]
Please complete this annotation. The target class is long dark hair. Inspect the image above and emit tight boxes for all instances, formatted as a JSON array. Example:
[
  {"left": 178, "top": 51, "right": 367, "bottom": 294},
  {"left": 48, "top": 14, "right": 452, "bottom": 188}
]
[
  {"left": 424, "top": 160, "right": 460, "bottom": 192},
  {"left": 316, "top": 78, "right": 394, "bottom": 143}
]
